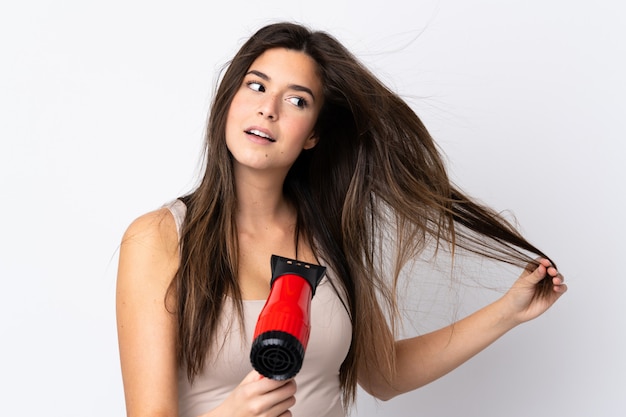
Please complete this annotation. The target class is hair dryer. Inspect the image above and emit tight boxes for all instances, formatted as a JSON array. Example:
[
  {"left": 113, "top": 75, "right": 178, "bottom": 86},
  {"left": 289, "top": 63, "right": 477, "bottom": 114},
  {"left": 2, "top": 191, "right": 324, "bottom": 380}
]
[{"left": 250, "top": 255, "right": 326, "bottom": 380}]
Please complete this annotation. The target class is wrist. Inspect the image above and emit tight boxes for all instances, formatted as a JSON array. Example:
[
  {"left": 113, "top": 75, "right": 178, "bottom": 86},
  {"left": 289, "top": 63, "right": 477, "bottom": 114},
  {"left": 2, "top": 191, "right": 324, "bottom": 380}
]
[{"left": 492, "top": 296, "right": 524, "bottom": 330}]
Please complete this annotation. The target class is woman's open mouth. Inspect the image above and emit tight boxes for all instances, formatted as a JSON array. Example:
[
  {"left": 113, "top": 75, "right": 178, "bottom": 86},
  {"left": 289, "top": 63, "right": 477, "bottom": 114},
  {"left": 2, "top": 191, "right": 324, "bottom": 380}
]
[{"left": 245, "top": 129, "right": 276, "bottom": 142}]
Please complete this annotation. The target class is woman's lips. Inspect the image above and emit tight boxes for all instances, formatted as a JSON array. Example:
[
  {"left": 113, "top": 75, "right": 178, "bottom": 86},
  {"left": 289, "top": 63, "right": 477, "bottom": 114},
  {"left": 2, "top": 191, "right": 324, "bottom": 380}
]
[{"left": 245, "top": 128, "right": 276, "bottom": 143}]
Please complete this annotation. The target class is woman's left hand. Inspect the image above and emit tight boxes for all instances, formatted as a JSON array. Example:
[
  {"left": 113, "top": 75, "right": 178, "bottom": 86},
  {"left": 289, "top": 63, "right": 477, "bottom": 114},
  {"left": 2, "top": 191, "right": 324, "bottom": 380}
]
[{"left": 501, "top": 258, "right": 568, "bottom": 325}]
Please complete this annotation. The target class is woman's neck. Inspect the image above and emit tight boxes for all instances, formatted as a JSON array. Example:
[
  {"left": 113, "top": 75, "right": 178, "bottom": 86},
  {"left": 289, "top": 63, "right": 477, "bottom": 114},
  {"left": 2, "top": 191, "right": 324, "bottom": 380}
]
[{"left": 233, "top": 165, "right": 294, "bottom": 234}]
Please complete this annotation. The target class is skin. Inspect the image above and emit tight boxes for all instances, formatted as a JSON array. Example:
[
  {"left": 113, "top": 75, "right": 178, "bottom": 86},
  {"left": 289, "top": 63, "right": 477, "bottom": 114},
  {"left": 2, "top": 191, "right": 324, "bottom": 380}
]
[
  {"left": 116, "top": 208, "right": 180, "bottom": 417},
  {"left": 225, "top": 47, "right": 322, "bottom": 177},
  {"left": 116, "top": 48, "right": 567, "bottom": 416}
]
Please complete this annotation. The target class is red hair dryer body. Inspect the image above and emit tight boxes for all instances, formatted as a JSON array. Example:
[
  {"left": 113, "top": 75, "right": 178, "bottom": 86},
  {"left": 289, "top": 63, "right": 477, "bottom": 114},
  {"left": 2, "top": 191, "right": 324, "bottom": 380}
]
[{"left": 250, "top": 255, "right": 326, "bottom": 380}]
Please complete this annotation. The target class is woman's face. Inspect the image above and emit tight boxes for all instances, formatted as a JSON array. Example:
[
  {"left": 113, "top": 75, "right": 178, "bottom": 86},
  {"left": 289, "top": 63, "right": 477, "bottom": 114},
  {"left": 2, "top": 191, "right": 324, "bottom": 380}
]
[{"left": 225, "top": 47, "right": 323, "bottom": 174}]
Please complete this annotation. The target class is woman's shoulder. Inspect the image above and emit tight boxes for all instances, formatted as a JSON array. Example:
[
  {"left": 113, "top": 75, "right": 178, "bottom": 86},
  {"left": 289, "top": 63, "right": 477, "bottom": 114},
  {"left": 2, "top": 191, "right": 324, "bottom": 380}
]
[
  {"left": 119, "top": 205, "right": 181, "bottom": 283},
  {"left": 118, "top": 207, "right": 180, "bottom": 294},
  {"left": 123, "top": 207, "right": 178, "bottom": 248}
]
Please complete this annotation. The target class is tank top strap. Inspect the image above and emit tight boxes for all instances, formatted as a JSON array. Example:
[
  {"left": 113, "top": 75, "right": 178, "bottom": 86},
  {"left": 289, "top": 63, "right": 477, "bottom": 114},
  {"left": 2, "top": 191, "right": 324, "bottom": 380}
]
[{"left": 164, "top": 198, "right": 187, "bottom": 238}]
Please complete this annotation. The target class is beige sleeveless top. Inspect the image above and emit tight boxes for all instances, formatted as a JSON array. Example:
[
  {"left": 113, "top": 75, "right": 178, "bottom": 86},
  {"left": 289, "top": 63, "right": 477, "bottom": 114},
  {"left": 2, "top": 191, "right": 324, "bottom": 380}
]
[{"left": 166, "top": 199, "right": 352, "bottom": 417}]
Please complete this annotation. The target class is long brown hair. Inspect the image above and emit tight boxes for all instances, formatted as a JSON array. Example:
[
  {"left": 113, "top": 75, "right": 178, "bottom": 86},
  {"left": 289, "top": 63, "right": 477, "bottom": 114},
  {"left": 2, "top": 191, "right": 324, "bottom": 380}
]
[{"left": 170, "top": 22, "right": 554, "bottom": 408}]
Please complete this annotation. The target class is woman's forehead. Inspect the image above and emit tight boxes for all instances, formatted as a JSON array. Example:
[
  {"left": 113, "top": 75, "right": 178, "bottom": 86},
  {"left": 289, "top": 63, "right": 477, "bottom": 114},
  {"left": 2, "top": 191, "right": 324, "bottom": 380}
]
[{"left": 247, "top": 48, "right": 322, "bottom": 94}]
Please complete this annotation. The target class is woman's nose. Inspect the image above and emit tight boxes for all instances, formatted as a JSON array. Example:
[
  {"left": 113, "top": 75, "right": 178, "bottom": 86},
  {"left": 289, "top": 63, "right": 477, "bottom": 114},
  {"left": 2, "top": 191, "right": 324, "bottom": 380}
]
[{"left": 258, "top": 95, "right": 279, "bottom": 120}]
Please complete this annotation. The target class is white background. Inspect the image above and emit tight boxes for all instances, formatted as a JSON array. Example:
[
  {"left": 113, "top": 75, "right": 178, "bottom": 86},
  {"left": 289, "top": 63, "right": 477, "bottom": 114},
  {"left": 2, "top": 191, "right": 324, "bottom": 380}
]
[{"left": 1, "top": 1, "right": 624, "bottom": 416}]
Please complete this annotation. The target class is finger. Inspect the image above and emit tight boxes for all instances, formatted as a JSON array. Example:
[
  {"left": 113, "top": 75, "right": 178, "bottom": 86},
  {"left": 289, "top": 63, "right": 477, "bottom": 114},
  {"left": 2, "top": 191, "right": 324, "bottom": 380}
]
[
  {"left": 553, "top": 273, "right": 568, "bottom": 292},
  {"left": 546, "top": 265, "right": 560, "bottom": 277},
  {"left": 241, "top": 370, "right": 264, "bottom": 385},
  {"left": 266, "top": 378, "right": 297, "bottom": 398},
  {"left": 538, "top": 258, "right": 552, "bottom": 268},
  {"left": 239, "top": 370, "right": 287, "bottom": 393},
  {"left": 552, "top": 273, "right": 564, "bottom": 284},
  {"left": 525, "top": 260, "right": 548, "bottom": 285},
  {"left": 247, "top": 379, "right": 296, "bottom": 415},
  {"left": 250, "top": 374, "right": 295, "bottom": 396},
  {"left": 265, "top": 390, "right": 296, "bottom": 416},
  {"left": 524, "top": 257, "right": 550, "bottom": 275}
]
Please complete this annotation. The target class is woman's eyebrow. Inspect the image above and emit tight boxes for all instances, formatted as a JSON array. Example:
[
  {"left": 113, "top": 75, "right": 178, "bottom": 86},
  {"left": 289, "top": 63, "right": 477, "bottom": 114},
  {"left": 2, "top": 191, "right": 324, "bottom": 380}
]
[{"left": 246, "top": 70, "right": 316, "bottom": 101}]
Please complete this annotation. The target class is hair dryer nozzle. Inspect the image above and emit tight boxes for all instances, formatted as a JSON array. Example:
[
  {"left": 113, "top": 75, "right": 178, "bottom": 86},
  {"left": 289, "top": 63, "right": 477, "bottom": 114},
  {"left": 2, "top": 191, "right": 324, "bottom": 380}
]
[{"left": 270, "top": 255, "right": 326, "bottom": 295}]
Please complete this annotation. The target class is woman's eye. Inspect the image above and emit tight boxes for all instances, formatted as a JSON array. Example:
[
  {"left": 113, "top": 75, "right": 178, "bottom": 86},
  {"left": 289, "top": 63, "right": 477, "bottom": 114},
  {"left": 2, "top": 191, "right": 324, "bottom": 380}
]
[
  {"left": 287, "top": 96, "right": 307, "bottom": 108},
  {"left": 247, "top": 81, "right": 265, "bottom": 92}
]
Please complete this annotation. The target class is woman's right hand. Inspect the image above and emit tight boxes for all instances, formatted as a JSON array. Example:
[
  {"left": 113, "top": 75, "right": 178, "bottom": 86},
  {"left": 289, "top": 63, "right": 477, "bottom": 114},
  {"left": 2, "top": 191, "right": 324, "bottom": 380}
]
[{"left": 203, "top": 371, "right": 296, "bottom": 417}]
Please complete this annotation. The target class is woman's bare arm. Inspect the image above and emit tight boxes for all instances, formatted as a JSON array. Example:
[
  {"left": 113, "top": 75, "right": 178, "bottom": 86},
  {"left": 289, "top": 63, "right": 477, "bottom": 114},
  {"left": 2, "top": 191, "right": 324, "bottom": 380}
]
[
  {"left": 116, "top": 208, "right": 181, "bottom": 417},
  {"left": 359, "top": 259, "right": 567, "bottom": 401}
]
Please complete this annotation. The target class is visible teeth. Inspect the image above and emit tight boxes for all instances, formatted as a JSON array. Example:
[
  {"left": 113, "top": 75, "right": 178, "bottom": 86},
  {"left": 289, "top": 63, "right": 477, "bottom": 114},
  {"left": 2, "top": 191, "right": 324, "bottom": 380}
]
[{"left": 248, "top": 129, "right": 274, "bottom": 140}]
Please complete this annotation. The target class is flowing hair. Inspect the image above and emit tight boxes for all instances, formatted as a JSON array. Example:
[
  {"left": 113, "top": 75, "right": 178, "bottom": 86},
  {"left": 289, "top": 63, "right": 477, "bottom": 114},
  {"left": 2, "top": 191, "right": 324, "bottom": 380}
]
[{"left": 168, "top": 22, "right": 554, "bottom": 408}]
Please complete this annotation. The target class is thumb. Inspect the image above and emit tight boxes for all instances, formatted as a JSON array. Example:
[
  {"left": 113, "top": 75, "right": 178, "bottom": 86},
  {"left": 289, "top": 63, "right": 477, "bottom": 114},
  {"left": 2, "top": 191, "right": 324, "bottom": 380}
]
[
  {"left": 524, "top": 258, "right": 551, "bottom": 285},
  {"left": 240, "top": 369, "right": 264, "bottom": 385}
]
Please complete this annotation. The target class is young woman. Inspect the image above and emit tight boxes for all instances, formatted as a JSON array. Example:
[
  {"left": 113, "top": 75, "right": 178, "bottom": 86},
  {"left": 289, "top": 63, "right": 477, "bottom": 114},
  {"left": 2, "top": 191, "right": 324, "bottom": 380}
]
[{"left": 116, "top": 22, "right": 567, "bottom": 417}]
